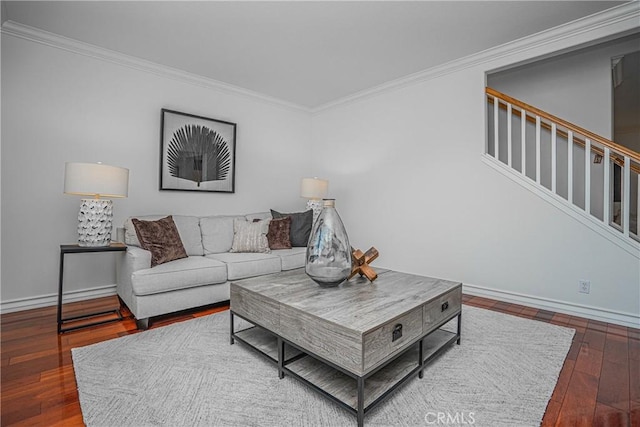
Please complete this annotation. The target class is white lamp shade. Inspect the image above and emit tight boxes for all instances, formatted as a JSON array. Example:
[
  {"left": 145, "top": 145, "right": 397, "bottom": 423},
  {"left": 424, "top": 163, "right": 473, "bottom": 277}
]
[
  {"left": 300, "top": 177, "right": 328, "bottom": 199},
  {"left": 64, "top": 162, "right": 129, "bottom": 198}
]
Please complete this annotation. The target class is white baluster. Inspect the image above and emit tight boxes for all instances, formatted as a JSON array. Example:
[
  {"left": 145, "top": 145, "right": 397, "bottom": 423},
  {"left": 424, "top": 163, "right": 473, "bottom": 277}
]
[
  {"left": 551, "top": 123, "right": 557, "bottom": 193},
  {"left": 623, "top": 156, "right": 630, "bottom": 236},
  {"left": 568, "top": 131, "right": 573, "bottom": 203},
  {"left": 521, "top": 109, "right": 526, "bottom": 176},
  {"left": 585, "top": 138, "right": 591, "bottom": 215},
  {"left": 603, "top": 147, "right": 610, "bottom": 225},
  {"left": 507, "top": 103, "right": 512, "bottom": 168},
  {"left": 494, "top": 97, "right": 499, "bottom": 159},
  {"left": 536, "top": 116, "right": 541, "bottom": 184}
]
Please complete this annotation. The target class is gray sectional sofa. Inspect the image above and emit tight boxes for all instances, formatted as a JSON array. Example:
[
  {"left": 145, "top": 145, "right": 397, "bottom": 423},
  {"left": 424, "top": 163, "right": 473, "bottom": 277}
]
[{"left": 116, "top": 212, "right": 306, "bottom": 329}]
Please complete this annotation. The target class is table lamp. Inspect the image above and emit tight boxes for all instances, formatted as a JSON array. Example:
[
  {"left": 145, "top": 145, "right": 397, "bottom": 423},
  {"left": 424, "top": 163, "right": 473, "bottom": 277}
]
[
  {"left": 64, "top": 162, "right": 129, "bottom": 247},
  {"left": 300, "top": 177, "right": 328, "bottom": 223}
]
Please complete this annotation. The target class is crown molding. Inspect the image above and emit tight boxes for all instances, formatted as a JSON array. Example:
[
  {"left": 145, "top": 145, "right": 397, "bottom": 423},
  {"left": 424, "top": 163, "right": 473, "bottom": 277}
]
[
  {"left": 312, "top": 1, "right": 640, "bottom": 113},
  {"left": 0, "top": 20, "right": 311, "bottom": 113},
  {"left": 2, "top": 2, "right": 639, "bottom": 115}
]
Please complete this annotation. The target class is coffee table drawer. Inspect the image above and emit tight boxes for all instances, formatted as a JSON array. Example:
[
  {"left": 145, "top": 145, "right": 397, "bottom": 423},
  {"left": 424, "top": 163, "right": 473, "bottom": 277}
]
[
  {"left": 363, "top": 307, "right": 422, "bottom": 371},
  {"left": 230, "top": 286, "right": 280, "bottom": 333},
  {"left": 423, "top": 286, "right": 461, "bottom": 332}
]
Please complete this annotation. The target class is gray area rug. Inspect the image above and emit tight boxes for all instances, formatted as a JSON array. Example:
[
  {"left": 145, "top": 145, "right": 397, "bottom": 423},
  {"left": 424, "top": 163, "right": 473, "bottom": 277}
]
[{"left": 72, "top": 306, "right": 574, "bottom": 426}]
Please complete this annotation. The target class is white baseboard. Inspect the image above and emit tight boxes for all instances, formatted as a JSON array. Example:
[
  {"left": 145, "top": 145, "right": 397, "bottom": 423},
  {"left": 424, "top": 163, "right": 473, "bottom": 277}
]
[
  {"left": 464, "top": 283, "right": 640, "bottom": 329},
  {"left": 0, "top": 284, "right": 117, "bottom": 314},
  {"left": 3, "top": 281, "right": 637, "bottom": 328}
]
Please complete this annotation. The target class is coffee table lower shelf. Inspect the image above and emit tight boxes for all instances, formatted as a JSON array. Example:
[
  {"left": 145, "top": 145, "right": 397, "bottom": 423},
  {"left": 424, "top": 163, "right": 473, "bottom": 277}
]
[{"left": 231, "top": 311, "right": 460, "bottom": 426}]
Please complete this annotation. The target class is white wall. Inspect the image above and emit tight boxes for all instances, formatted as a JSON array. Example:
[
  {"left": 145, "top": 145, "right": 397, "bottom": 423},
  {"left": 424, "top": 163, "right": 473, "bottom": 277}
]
[
  {"left": 614, "top": 50, "right": 640, "bottom": 153},
  {"left": 487, "top": 35, "right": 640, "bottom": 221},
  {"left": 2, "top": 5, "right": 638, "bottom": 326},
  {"left": 1, "top": 34, "right": 311, "bottom": 304},
  {"left": 312, "top": 29, "right": 640, "bottom": 324},
  {"left": 487, "top": 34, "right": 640, "bottom": 139}
]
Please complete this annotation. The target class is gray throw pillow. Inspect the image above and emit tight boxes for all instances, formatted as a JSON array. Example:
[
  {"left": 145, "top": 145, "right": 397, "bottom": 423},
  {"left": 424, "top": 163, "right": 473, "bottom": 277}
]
[{"left": 271, "top": 209, "right": 313, "bottom": 247}]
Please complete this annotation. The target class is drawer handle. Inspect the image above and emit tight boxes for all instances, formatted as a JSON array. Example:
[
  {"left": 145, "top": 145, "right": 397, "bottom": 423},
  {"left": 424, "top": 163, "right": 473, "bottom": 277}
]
[
  {"left": 441, "top": 301, "right": 449, "bottom": 312},
  {"left": 392, "top": 324, "right": 403, "bottom": 342}
]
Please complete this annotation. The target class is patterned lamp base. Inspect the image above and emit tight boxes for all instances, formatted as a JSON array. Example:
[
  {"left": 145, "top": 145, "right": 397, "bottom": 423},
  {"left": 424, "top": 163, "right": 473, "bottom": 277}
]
[
  {"left": 306, "top": 199, "right": 324, "bottom": 224},
  {"left": 78, "top": 199, "right": 113, "bottom": 247}
]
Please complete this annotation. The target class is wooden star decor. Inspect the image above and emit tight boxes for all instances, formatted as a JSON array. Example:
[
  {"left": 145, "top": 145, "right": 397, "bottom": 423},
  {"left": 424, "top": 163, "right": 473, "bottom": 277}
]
[{"left": 349, "top": 247, "right": 379, "bottom": 282}]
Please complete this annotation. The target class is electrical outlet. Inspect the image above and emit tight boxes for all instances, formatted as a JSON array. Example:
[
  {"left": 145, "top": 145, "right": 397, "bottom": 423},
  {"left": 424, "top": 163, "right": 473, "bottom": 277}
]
[{"left": 578, "top": 280, "right": 591, "bottom": 294}]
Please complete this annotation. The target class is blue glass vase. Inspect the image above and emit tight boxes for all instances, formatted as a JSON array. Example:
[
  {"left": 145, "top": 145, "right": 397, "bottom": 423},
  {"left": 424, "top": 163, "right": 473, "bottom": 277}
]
[{"left": 305, "top": 199, "right": 352, "bottom": 287}]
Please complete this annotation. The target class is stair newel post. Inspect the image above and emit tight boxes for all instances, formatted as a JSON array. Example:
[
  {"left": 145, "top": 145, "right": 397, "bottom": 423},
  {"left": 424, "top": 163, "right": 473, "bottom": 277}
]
[
  {"left": 623, "top": 155, "right": 631, "bottom": 237},
  {"left": 551, "top": 123, "right": 557, "bottom": 193},
  {"left": 494, "top": 96, "right": 499, "bottom": 159},
  {"left": 507, "top": 103, "right": 512, "bottom": 168},
  {"left": 585, "top": 138, "right": 591, "bottom": 215},
  {"left": 521, "top": 109, "right": 527, "bottom": 176},
  {"left": 535, "top": 116, "right": 541, "bottom": 184},
  {"left": 568, "top": 130, "right": 574, "bottom": 204},
  {"left": 604, "top": 147, "right": 611, "bottom": 225}
]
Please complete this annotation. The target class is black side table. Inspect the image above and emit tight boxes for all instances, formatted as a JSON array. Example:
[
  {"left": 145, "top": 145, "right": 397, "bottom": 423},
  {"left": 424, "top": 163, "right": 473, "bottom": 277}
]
[{"left": 57, "top": 242, "right": 127, "bottom": 333}]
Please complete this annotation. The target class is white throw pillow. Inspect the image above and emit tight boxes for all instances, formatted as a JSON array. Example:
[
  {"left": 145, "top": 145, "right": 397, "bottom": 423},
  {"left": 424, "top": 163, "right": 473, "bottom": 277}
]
[{"left": 230, "top": 218, "right": 270, "bottom": 253}]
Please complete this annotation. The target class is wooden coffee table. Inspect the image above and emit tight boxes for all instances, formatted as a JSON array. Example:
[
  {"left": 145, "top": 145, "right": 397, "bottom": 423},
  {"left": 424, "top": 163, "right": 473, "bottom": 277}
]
[{"left": 230, "top": 268, "right": 462, "bottom": 426}]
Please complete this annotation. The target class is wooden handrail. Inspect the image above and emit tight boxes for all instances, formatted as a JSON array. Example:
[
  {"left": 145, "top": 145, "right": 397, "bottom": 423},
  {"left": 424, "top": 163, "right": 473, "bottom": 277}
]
[
  {"left": 487, "top": 96, "right": 640, "bottom": 175},
  {"left": 486, "top": 87, "right": 640, "bottom": 164}
]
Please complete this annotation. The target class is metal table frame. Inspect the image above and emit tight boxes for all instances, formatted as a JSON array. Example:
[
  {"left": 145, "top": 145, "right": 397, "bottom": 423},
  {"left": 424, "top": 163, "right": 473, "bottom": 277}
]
[
  {"left": 57, "top": 243, "right": 126, "bottom": 333},
  {"left": 230, "top": 309, "right": 461, "bottom": 427}
]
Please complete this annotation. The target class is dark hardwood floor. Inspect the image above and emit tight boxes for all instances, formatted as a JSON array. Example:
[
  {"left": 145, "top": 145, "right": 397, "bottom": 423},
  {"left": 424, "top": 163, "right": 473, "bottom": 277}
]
[{"left": 1, "top": 294, "right": 637, "bottom": 426}]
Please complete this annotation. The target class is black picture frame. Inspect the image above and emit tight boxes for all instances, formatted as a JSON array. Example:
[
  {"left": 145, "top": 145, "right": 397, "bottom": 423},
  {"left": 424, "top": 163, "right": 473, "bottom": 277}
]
[{"left": 160, "top": 109, "right": 236, "bottom": 193}]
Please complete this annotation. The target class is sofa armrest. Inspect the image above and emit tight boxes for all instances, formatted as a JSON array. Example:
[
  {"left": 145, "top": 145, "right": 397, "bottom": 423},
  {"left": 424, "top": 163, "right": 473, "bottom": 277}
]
[
  {"left": 122, "top": 246, "right": 152, "bottom": 271},
  {"left": 116, "top": 246, "right": 152, "bottom": 315}
]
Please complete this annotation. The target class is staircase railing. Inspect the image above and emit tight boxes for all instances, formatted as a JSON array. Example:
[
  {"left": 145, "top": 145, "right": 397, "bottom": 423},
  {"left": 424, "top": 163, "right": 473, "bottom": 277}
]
[{"left": 486, "top": 87, "right": 640, "bottom": 242}]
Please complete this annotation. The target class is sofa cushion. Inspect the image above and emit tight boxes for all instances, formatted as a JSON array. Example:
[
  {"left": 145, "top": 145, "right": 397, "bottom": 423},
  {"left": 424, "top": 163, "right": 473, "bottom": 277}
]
[
  {"left": 131, "top": 256, "right": 227, "bottom": 296},
  {"left": 272, "top": 247, "right": 306, "bottom": 270},
  {"left": 206, "top": 252, "right": 281, "bottom": 280},
  {"left": 131, "top": 216, "right": 188, "bottom": 267},
  {"left": 230, "top": 218, "right": 270, "bottom": 253},
  {"left": 245, "top": 212, "right": 271, "bottom": 222},
  {"left": 200, "top": 215, "right": 242, "bottom": 254},
  {"left": 271, "top": 209, "right": 313, "bottom": 247},
  {"left": 125, "top": 215, "right": 203, "bottom": 256}
]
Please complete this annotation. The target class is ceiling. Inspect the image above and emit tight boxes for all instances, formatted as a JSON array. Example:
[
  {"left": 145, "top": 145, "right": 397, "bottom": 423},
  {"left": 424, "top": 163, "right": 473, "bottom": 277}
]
[{"left": 1, "top": 1, "right": 626, "bottom": 108}]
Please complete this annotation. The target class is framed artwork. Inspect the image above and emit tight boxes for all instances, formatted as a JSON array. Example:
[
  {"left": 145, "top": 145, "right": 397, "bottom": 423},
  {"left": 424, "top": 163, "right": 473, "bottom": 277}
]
[{"left": 160, "top": 109, "right": 236, "bottom": 193}]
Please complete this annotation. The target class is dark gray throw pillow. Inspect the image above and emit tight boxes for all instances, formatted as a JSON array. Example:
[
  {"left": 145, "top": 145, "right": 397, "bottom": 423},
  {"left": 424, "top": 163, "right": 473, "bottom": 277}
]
[{"left": 271, "top": 209, "right": 313, "bottom": 247}]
